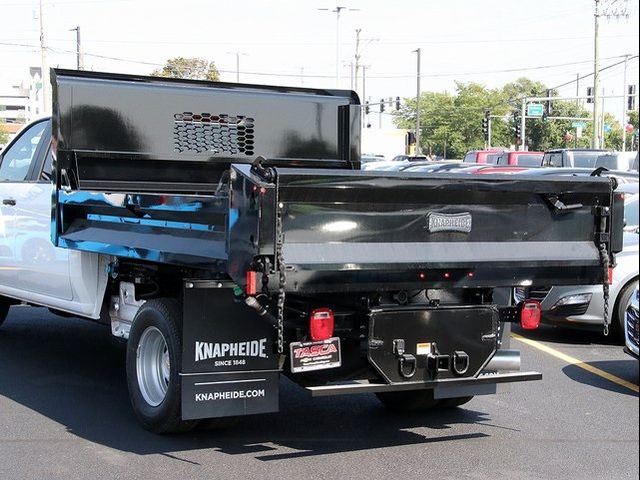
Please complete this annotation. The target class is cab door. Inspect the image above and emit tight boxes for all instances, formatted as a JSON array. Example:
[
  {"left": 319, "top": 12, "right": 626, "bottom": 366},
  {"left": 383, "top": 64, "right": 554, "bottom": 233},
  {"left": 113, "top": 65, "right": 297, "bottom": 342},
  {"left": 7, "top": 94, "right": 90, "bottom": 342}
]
[
  {"left": 0, "top": 119, "right": 49, "bottom": 287},
  {"left": 13, "top": 123, "right": 73, "bottom": 300}
]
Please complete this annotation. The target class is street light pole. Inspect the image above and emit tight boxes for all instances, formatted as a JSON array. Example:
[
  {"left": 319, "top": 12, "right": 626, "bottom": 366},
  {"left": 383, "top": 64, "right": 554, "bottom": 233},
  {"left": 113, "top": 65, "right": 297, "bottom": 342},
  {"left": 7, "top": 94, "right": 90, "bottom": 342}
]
[
  {"left": 414, "top": 48, "right": 421, "bottom": 155},
  {"left": 69, "top": 26, "right": 83, "bottom": 70},
  {"left": 318, "top": 6, "right": 358, "bottom": 88},
  {"left": 226, "top": 52, "right": 247, "bottom": 83}
]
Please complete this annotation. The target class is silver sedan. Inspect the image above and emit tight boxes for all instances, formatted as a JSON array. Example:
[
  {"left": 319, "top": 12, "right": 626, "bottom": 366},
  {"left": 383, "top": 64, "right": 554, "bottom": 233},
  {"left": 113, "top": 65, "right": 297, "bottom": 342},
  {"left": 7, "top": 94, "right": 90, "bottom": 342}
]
[{"left": 515, "top": 232, "right": 638, "bottom": 338}]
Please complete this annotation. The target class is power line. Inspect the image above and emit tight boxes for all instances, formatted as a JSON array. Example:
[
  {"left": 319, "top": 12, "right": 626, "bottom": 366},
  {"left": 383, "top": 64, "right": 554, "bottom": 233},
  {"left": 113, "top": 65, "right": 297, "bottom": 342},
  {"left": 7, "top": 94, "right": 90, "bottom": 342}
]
[
  {"left": 549, "top": 55, "right": 638, "bottom": 90},
  {"left": 1, "top": 41, "right": 637, "bottom": 82}
]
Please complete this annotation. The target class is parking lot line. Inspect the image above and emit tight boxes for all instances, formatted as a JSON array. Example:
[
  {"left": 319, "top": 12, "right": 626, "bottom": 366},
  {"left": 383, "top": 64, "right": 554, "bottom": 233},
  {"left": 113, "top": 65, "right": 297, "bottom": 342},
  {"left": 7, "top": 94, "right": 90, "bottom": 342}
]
[{"left": 512, "top": 332, "right": 639, "bottom": 394}]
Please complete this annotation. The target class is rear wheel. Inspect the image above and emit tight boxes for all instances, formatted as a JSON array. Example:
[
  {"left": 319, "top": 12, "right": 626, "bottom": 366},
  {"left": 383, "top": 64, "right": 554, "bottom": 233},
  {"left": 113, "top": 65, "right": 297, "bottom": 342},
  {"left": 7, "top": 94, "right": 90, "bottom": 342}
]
[
  {"left": 126, "top": 298, "right": 198, "bottom": 433},
  {"left": 376, "top": 389, "right": 439, "bottom": 412}
]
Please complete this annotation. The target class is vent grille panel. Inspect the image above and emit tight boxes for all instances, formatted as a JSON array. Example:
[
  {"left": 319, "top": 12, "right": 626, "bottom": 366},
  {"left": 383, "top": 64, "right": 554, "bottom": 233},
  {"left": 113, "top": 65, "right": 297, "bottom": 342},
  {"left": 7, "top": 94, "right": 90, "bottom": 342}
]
[{"left": 173, "top": 112, "right": 255, "bottom": 155}]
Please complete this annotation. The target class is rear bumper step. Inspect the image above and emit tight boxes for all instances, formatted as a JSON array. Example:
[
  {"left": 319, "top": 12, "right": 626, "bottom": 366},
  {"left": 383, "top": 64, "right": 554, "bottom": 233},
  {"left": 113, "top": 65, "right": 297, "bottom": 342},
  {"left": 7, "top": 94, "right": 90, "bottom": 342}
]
[{"left": 304, "top": 370, "right": 542, "bottom": 397}]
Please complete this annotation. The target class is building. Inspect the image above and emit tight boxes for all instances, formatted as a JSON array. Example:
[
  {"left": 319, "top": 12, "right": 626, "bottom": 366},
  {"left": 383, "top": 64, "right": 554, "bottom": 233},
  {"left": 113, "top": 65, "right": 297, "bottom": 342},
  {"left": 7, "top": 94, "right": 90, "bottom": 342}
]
[{"left": 0, "top": 67, "right": 44, "bottom": 146}]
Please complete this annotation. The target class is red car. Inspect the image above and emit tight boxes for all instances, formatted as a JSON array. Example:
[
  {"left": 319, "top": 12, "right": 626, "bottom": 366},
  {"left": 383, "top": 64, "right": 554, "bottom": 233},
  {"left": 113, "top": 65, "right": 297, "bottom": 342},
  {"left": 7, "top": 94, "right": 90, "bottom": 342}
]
[
  {"left": 462, "top": 149, "right": 503, "bottom": 164},
  {"left": 496, "top": 151, "right": 544, "bottom": 167}
]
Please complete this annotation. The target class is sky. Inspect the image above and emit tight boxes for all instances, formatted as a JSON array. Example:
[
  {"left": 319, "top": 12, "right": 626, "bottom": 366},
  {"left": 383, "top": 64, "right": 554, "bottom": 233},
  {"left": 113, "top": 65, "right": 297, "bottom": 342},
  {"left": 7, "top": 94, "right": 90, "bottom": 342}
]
[{"left": 0, "top": 0, "right": 638, "bottom": 128}]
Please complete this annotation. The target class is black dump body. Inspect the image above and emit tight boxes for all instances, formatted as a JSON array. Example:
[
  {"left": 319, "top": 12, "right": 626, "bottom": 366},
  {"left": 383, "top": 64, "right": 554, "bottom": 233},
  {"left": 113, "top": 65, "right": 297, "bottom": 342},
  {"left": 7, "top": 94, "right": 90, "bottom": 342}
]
[{"left": 51, "top": 69, "right": 623, "bottom": 293}]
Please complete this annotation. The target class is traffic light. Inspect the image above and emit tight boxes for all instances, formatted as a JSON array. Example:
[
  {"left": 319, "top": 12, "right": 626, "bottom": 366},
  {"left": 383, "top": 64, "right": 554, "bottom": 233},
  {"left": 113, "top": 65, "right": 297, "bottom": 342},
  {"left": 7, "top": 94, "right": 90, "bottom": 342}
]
[
  {"left": 380, "top": 99, "right": 385, "bottom": 113},
  {"left": 628, "top": 85, "right": 636, "bottom": 111},
  {"left": 365, "top": 102, "right": 370, "bottom": 115},
  {"left": 545, "top": 89, "right": 553, "bottom": 116},
  {"left": 586, "top": 87, "right": 594, "bottom": 104},
  {"left": 515, "top": 120, "right": 522, "bottom": 139},
  {"left": 482, "top": 109, "right": 490, "bottom": 140},
  {"left": 395, "top": 96, "right": 401, "bottom": 110}
]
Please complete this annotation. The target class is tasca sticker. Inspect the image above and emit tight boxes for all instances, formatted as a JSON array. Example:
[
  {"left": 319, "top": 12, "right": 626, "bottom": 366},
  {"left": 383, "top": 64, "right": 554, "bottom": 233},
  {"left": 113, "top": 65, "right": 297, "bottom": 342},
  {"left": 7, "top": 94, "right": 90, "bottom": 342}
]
[
  {"left": 195, "top": 339, "right": 268, "bottom": 362},
  {"left": 290, "top": 337, "right": 341, "bottom": 373}
]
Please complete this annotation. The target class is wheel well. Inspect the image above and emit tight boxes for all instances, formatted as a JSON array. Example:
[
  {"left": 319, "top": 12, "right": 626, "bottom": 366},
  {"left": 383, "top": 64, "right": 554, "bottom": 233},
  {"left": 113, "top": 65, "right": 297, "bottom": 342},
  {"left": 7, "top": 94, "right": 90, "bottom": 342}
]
[{"left": 613, "top": 276, "right": 639, "bottom": 321}]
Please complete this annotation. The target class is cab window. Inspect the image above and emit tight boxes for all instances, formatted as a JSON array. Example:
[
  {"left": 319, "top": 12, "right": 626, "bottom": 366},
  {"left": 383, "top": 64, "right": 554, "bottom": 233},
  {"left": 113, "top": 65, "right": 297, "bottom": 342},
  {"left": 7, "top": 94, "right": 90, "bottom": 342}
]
[
  {"left": 0, "top": 121, "right": 47, "bottom": 181},
  {"left": 547, "top": 153, "right": 563, "bottom": 167},
  {"left": 463, "top": 152, "right": 476, "bottom": 163}
]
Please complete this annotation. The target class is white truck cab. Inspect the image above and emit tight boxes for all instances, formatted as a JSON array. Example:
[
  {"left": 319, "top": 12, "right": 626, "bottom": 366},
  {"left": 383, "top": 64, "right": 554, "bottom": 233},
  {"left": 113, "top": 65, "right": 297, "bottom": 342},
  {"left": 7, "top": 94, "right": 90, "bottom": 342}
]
[{"left": 0, "top": 118, "right": 108, "bottom": 323}]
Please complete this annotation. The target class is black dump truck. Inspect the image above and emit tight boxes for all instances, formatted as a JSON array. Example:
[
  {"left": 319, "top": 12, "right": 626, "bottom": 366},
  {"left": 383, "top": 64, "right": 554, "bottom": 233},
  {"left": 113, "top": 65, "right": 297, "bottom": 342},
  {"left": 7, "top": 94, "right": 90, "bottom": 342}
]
[{"left": 13, "top": 69, "right": 623, "bottom": 432}]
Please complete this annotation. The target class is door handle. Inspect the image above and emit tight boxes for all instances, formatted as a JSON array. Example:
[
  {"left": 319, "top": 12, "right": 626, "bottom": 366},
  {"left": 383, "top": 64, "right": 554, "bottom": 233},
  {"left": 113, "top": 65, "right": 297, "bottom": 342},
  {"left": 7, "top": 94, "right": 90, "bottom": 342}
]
[{"left": 2, "top": 198, "right": 16, "bottom": 206}]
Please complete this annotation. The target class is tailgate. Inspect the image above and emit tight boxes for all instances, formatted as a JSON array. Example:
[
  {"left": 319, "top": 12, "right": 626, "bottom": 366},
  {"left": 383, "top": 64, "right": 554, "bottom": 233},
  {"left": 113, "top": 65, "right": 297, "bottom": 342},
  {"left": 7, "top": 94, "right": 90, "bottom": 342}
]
[{"left": 229, "top": 165, "right": 620, "bottom": 293}]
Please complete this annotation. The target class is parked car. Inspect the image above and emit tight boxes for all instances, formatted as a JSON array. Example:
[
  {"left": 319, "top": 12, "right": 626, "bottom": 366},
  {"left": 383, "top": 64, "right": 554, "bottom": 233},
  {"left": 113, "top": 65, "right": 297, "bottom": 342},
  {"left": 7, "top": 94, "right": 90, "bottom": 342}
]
[
  {"left": 515, "top": 194, "right": 639, "bottom": 338},
  {"left": 512, "top": 166, "right": 639, "bottom": 186},
  {"left": 462, "top": 149, "right": 503, "bottom": 164},
  {"left": 391, "top": 154, "right": 429, "bottom": 162},
  {"left": 496, "top": 151, "right": 544, "bottom": 167},
  {"left": 541, "top": 148, "right": 610, "bottom": 168},
  {"left": 360, "top": 154, "right": 386, "bottom": 165},
  {"left": 624, "top": 286, "right": 639, "bottom": 358},
  {"left": 595, "top": 152, "right": 637, "bottom": 171},
  {"left": 399, "top": 162, "right": 463, "bottom": 173}
]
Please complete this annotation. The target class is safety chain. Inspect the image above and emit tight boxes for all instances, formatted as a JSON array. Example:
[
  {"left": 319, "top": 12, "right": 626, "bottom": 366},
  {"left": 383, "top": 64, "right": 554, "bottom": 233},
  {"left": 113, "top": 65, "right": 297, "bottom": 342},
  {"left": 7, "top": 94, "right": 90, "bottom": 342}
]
[
  {"left": 599, "top": 242, "right": 610, "bottom": 336},
  {"left": 275, "top": 198, "right": 286, "bottom": 354}
]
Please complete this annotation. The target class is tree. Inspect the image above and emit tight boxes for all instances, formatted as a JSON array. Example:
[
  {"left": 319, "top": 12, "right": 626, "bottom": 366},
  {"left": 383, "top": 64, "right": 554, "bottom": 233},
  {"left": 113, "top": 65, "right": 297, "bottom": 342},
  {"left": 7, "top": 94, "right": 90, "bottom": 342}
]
[
  {"left": 151, "top": 57, "right": 220, "bottom": 81},
  {"left": 0, "top": 124, "right": 9, "bottom": 146}
]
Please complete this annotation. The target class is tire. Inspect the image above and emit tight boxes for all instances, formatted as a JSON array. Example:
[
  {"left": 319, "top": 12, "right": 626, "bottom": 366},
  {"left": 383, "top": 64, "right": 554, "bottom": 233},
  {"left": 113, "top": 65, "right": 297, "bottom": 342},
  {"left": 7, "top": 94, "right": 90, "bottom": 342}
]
[
  {"left": 376, "top": 389, "right": 439, "bottom": 412},
  {"left": 613, "top": 279, "right": 639, "bottom": 341},
  {"left": 0, "top": 296, "right": 10, "bottom": 328},
  {"left": 126, "top": 298, "right": 198, "bottom": 434},
  {"left": 437, "top": 396, "right": 474, "bottom": 409}
]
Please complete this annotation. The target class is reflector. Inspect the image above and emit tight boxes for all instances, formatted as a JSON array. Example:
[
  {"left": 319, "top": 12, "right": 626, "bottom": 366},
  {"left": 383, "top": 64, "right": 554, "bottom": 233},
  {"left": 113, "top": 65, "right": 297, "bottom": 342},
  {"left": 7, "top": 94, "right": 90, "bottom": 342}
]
[
  {"left": 246, "top": 271, "right": 258, "bottom": 296},
  {"left": 520, "top": 300, "right": 541, "bottom": 330},
  {"left": 310, "top": 308, "right": 335, "bottom": 341}
]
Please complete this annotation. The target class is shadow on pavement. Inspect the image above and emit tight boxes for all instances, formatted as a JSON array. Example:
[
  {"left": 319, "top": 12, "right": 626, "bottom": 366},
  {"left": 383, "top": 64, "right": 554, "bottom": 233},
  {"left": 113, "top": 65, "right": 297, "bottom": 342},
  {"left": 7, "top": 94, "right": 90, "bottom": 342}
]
[
  {"left": 562, "top": 360, "right": 639, "bottom": 398},
  {"left": 0, "top": 307, "right": 498, "bottom": 460}
]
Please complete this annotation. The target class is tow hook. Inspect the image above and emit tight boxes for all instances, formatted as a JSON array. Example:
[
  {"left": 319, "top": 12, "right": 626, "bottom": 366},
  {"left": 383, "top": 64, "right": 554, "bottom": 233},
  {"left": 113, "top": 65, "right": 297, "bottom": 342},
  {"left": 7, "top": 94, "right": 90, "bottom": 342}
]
[
  {"left": 452, "top": 350, "right": 470, "bottom": 376},
  {"left": 393, "top": 339, "right": 417, "bottom": 379}
]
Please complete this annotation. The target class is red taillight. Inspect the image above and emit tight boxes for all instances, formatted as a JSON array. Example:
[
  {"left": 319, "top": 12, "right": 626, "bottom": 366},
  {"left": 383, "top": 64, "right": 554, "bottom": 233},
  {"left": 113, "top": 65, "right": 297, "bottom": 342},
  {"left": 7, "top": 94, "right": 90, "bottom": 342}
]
[
  {"left": 608, "top": 266, "right": 614, "bottom": 285},
  {"left": 309, "top": 308, "right": 334, "bottom": 341},
  {"left": 520, "top": 300, "right": 541, "bottom": 330},
  {"left": 246, "top": 270, "right": 257, "bottom": 296}
]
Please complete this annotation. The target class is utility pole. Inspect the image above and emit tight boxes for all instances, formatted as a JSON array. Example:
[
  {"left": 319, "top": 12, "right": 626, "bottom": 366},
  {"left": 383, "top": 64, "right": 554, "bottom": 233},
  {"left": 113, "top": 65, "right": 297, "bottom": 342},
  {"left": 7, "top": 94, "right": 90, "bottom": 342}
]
[
  {"left": 354, "top": 28, "right": 361, "bottom": 94},
  {"left": 520, "top": 97, "right": 527, "bottom": 151},
  {"left": 575, "top": 73, "right": 580, "bottom": 147},
  {"left": 362, "top": 65, "right": 367, "bottom": 128},
  {"left": 621, "top": 53, "right": 630, "bottom": 151},
  {"left": 414, "top": 48, "right": 421, "bottom": 155},
  {"left": 593, "top": 0, "right": 629, "bottom": 148},
  {"left": 39, "top": 0, "right": 49, "bottom": 115},
  {"left": 593, "top": 0, "right": 601, "bottom": 148},
  {"left": 69, "top": 26, "right": 83, "bottom": 70},
  {"left": 601, "top": 87, "right": 606, "bottom": 147}
]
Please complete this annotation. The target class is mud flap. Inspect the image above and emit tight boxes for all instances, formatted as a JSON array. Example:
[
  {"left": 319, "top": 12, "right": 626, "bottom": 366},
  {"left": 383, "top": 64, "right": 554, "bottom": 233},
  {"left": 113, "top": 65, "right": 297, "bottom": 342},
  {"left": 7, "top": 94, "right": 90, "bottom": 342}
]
[{"left": 180, "top": 280, "right": 279, "bottom": 420}]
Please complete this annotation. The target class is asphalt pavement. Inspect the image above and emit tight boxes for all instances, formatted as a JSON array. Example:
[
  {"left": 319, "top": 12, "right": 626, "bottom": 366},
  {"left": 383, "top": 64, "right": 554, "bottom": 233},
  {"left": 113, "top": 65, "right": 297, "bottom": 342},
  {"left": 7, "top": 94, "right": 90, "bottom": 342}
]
[{"left": 0, "top": 306, "right": 638, "bottom": 480}]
